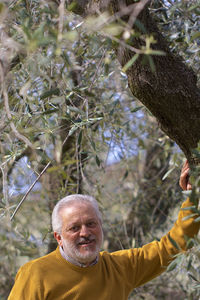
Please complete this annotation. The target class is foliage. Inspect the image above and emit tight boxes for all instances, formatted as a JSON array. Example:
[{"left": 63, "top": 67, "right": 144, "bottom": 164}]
[
  {"left": 151, "top": 0, "right": 200, "bottom": 78},
  {"left": 0, "top": 0, "right": 199, "bottom": 299}
]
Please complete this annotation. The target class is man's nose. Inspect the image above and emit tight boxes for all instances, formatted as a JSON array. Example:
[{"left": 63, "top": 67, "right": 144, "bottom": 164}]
[{"left": 80, "top": 225, "right": 90, "bottom": 237}]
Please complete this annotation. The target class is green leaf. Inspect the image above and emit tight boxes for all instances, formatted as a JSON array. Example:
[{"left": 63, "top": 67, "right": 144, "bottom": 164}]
[
  {"left": 84, "top": 91, "right": 96, "bottom": 97},
  {"left": 95, "top": 155, "right": 101, "bottom": 167},
  {"left": 123, "top": 170, "right": 129, "bottom": 180},
  {"left": 122, "top": 53, "right": 139, "bottom": 73},
  {"left": 187, "top": 256, "right": 192, "bottom": 271},
  {"left": 50, "top": 97, "right": 65, "bottom": 104},
  {"left": 162, "top": 167, "right": 175, "bottom": 180},
  {"left": 168, "top": 234, "right": 180, "bottom": 250},
  {"left": 40, "top": 88, "right": 60, "bottom": 100},
  {"left": 167, "top": 259, "right": 177, "bottom": 272},
  {"left": 182, "top": 213, "right": 198, "bottom": 221},
  {"left": 69, "top": 125, "right": 78, "bottom": 136},
  {"left": 67, "top": 106, "right": 84, "bottom": 114},
  {"left": 62, "top": 52, "right": 71, "bottom": 66},
  {"left": 188, "top": 4, "right": 200, "bottom": 12},
  {"left": 148, "top": 55, "right": 156, "bottom": 73},
  {"left": 131, "top": 106, "right": 143, "bottom": 113},
  {"left": 32, "top": 22, "right": 45, "bottom": 39},
  {"left": 191, "top": 32, "right": 200, "bottom": 41},
  {"left": 88, "top": 117, "right": 103, "bottom": 123},
  {"left": 103, "top": 24, "right": 123, "bottom": 36},
  {"left": 67, "top": 1, "right": 84, "bottom": 14},
  {"left": 91, "top": 140, "right": 96, "bottom": 150},
  {"left": 191, "top": 148, "right": 200, "bottom": 158},
  {"left": 181, "top": 206, "right": 197, "bottom": 212},
  {"left": 78, "top": 131, "right": 82, "bottom": 145},
  {"left": 66, "top": 91, "right": 74, "bottom": 99},
  {"left": 134, "top": 19, "right": 147, "bottom": 34},
  {"left": 42, "top": 108, "right": 59, "bottom": 115},
  {"left": 188, "top": 273, "right": 200, "bottom": 283},
  {"left": 64, "top": 31, "right": 78, "bottom": 42},
  {"left": 146, "top": 50, "right": 166, "bottom": 56},
  {"left": 194, "top": 216, "right": 200, "bottom": 223}
]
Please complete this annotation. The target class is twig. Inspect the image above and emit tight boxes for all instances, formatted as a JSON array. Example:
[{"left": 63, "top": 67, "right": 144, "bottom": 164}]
[
  {"left": 0, "top": 114, "right": 7, "bottom": 131},
  {"left": 58, "top": 0, "right": 65, "bottom": 42},
  {"left": 104, "top": 130, "right": 114, "bottom": 167},
  {"left": 89, "top": 48, "right": 107, "bottom": 91},
  {"left": 10, "top": 161, "right": 51, "bottom": 221},
  {"left": 0, "top": 63, "right": 34, "bottom": 149},
  {"left": 76, "top": 131, "right": 80, "bottom": 194},
  {"left": 108, "top": 0, "right": 149, "bottom": 25},
  {"left": 62, "top": 127, "right": 72, "bottom": 146},
  {"left": 81, "top": 48, "right": 106, "bottom": 117},
  {"left": 0, "top": 165, "right": 9, "bottom": 207},
  {"left": 103, "top": 33, "right": 144, "bottom": 54},
  {"left": 4, "top": 88, "right": 34, "bottom": 149},
  {"left": 25, "top": 0, "right": 30, "bottom": 13},
  {"left": 10, "top": 123, "right": 72, "bottom": 220},
  {"left": 127, "top": 0, "right": 150, "bottom": 30}
]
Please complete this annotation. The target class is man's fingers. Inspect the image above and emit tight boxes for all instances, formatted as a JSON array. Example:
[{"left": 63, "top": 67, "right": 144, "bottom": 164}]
[
  {"left": 182, "top": 160, "right": 189, "bottom": 172},
  {"left": 179, "top": 161, "right": 190, "bottom": 191}
]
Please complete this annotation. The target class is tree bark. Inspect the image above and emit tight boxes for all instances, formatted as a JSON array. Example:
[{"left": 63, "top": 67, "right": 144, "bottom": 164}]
[{"left": 68, "top": 0, "right": 200, "bottom": 164}]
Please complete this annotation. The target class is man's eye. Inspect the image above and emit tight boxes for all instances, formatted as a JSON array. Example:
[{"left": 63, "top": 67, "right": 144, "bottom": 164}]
[
  {"left": 70, "top": 226, "right": 79, "bottom": 231},
  {"left": 87, "top": 222, "right": 96, "bottom": 227}
]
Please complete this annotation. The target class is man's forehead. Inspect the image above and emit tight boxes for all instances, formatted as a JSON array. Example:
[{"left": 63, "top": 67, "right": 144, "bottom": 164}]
[{"left": 60, "top": 201, "right": 97, "bottom": 219}]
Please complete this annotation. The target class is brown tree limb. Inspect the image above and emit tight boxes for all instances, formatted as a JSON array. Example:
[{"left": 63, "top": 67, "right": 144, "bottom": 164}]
[
  {"left": 111, "top": 0, "right": 200, "bottom": 164},
  {"left": 67, "top": 0, "right": 200, "bottom": 164}
]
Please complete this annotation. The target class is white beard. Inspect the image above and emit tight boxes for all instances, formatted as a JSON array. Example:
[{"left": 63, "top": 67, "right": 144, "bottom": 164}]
[{"left": 61, "top": 231, "right": 103, "bottom": 265}]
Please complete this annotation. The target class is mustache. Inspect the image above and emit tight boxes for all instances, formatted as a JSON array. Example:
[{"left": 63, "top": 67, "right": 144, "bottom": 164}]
[{"left": 77, "top": 236, "right": 96, "bottom": 244}]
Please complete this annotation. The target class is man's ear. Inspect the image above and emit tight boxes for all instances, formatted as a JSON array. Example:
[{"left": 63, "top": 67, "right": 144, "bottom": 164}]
[{"left": 54, "top": 232, "right": 63, "bottom": 247}]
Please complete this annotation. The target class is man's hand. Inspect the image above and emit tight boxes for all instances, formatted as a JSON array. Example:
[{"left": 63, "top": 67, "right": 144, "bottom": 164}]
[{"left": 179, "top": 160, "right": 192, "bottom": 191}]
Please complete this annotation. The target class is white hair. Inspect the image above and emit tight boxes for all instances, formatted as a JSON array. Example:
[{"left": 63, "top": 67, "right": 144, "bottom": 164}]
[{"left": 52, "top": 194, "right": 102, "bottom": 234}]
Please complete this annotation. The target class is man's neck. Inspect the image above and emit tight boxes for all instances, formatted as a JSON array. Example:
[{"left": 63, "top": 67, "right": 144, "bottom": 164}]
[{"left": 59, "top": 246, "right": 98, "bottom": 268}]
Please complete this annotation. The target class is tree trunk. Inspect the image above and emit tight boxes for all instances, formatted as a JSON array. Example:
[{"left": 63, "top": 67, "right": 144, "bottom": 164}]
[{"left": 69, "top": 0, "right": 200, "bottom": 164}]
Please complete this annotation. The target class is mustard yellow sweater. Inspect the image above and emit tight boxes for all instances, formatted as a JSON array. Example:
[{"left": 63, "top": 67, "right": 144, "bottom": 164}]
[{"left": 8, "top": 198, "right": 199, "bottom": 300}]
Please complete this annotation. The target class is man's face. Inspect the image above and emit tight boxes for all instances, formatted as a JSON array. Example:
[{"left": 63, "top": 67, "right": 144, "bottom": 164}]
[{"left": 54, "top": 201, "right": 103, "bottom": 266}]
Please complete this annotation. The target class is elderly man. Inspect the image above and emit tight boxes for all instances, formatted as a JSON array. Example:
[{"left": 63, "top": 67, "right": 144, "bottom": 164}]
[{"left": 8, "top": 161, "right": 199, "bottom": 299}]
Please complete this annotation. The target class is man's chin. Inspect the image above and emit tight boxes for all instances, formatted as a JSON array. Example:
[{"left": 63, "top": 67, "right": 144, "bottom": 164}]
[
  {"left": 74, "top": 248, "right": 98, "bottom": 263},
  {"left": 62, "top": 238, "right": 101, "bottom": 264}
]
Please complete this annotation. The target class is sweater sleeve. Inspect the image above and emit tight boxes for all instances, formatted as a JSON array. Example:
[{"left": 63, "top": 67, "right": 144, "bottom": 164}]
[
  {"left": 8, "top": 262, "right": 44, "bottom": 300},
  {"left": 132, "top": 197, "right": 200, "bottom": 288}
]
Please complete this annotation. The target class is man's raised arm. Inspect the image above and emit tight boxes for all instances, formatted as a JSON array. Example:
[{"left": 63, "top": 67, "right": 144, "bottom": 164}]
[{"left": 130, "top": 160, "right": 200, "bottom": 288}]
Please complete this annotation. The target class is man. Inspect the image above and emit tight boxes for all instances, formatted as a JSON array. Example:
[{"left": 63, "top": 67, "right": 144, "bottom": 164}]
[{"left": 8, "top": 161, "right": 199, "bottom": 299}]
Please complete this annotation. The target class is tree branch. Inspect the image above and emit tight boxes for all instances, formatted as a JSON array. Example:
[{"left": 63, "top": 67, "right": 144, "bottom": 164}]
[
  {"left": 10, "top": 161, "right": 51, "bottom": 221},
  {"left": 67, "top": 0, "right": 200, "bottom": 163},
  {"left": 0, "top": 62, "right": 34, "bottom": 149}
]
